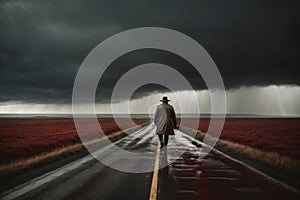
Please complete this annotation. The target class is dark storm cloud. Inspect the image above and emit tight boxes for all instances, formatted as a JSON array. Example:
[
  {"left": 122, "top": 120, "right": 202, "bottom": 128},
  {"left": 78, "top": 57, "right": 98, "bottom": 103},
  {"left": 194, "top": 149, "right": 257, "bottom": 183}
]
[{"left": 0, "top": 0, "right": 299, "bottom": 103}]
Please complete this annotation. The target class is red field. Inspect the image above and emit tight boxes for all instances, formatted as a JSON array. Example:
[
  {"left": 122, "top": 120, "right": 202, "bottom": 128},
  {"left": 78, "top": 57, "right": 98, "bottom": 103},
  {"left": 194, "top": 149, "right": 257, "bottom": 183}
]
[
  {"left": 180, "top": 118, "right": 300, "bottom": 160},
  {"left": 1, "top": 118, "right": 299, "bottom": 165},
  {"left": 0, "top": 118, "right": 148, "bottom": 164}
]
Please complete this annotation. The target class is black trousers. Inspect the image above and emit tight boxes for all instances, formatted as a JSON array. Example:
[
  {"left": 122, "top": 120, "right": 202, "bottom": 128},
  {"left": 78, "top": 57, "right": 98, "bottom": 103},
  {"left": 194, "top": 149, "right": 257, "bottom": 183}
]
[{"left": 158, "top": 135, "right": 169, "bottom": 147}]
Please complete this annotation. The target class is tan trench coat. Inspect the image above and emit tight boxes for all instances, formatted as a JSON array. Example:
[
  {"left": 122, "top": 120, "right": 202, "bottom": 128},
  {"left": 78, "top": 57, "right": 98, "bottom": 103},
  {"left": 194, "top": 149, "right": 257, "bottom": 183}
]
[{"left": 154, "top": 103, "right": 177, "bottom": 135}]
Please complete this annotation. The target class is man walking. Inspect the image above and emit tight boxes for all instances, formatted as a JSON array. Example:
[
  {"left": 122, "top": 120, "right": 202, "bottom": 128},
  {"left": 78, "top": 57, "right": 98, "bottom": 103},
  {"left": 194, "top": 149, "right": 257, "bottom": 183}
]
[{"left": 154, "top": 96, "right": 177, "bottom": 148}]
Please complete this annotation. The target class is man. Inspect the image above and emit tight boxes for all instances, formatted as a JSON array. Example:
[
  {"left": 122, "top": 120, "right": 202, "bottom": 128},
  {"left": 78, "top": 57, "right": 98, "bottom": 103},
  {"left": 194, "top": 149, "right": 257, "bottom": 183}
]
[{"left": 154, "top": 96, "right": 177, "bottom": 148}]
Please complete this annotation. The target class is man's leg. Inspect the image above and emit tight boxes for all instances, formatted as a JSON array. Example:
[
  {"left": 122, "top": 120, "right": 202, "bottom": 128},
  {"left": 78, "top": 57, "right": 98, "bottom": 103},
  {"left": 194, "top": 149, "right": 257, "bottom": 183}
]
[
  {"left": 164, "top": 135, "right": 169, "bottom": 146},
  {"left": 158, "top": 135, "right": 163, "bottom": 148}
]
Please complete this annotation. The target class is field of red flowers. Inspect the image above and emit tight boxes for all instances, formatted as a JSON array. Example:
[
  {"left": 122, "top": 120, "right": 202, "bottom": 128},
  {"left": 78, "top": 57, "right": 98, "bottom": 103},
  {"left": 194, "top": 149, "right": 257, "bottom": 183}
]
[
  {"left": 1, "top": 118, "right": 299, "bottom": 165},
  {"left": 0, "top": 118, "right": 148, "bottom": 164},
  {"left": 180, "top": 118, "right": 300, "bottom": 160}
]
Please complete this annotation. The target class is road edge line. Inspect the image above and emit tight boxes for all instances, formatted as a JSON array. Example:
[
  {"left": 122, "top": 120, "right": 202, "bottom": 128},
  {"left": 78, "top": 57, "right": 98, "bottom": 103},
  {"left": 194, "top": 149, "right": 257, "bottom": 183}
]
[
  {"left": 178, "top": 130, "right": 300, "bottom": 194},
  {"left": 0, "top": 124, "right": 152, "bottom": 200}
]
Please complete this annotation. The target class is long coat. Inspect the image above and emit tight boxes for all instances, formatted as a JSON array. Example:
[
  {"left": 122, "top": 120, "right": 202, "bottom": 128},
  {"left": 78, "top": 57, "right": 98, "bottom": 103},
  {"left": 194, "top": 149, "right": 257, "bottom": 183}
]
[{"left": 154, "top": 103, "right": 177, "bottom": 135}]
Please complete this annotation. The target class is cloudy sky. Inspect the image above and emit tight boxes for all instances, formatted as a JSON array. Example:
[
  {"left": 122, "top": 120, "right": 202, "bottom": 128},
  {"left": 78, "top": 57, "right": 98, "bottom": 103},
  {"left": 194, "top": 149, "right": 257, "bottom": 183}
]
[{"left": 0, "top": 0, "right": 299, "bottom": 115}]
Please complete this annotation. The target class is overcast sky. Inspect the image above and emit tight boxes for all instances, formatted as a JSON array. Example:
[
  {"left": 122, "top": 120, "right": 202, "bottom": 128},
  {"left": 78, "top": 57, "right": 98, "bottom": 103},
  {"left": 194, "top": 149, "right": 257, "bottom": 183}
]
[{"left": 0, "top": 0, "right": 299, "bottom": 114}]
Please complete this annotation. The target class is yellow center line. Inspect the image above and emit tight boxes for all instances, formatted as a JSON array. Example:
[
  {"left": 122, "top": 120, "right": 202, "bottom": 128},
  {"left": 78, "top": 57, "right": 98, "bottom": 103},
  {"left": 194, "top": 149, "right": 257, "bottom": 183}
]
[{"left": 149, "top": 145, "right": 160, "bottom": 200}]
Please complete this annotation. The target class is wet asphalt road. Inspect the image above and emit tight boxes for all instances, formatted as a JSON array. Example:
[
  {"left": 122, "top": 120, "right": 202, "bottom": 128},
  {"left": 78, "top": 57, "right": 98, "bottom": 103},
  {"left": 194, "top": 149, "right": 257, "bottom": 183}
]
[{"left": 1, "top": 123, "right": 299, "bottom": 200}]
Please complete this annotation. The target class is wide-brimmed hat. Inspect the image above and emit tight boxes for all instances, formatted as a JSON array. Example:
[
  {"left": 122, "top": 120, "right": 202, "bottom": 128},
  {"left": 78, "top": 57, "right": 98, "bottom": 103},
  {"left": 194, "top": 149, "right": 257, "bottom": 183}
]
[{"left": 160, "top": 96, "right": 170, "bottom": 102}]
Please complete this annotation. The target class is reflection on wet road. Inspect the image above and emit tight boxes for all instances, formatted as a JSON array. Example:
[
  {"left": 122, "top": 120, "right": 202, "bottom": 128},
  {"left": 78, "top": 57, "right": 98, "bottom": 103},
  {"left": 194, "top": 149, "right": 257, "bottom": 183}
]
[
  {"left": 159, "top": 130, "right": 299, "bottom": 200},
  {"left": 1, "top": 123, "right": 299, "bottom": 200}
]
